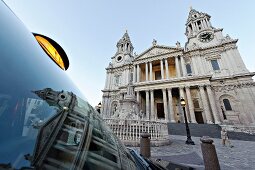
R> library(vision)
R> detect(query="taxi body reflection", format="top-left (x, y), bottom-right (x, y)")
top-left (0, 1), bottom-right (165, 169)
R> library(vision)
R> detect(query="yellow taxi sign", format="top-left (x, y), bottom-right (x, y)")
top-left (33, 33), bottom-right (69, 70)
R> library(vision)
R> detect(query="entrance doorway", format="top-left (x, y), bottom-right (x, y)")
top-left (157, 103), bottom-right (165, 119)
top-left (195, 112), bottom-right (204, 124)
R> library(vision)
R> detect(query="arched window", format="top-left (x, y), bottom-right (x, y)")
top-left (223, 99), bottom-right (232, 111)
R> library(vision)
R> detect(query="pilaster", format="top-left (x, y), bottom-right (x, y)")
top-left (186, 86), bottom-right (197, 123)
top-left (206, 85), bottom-right (221, 124)
top-left (199, 85), bottom-right (213, 124)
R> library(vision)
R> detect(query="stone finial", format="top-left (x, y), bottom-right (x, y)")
top-left (226, 34), bottom-right (231, 40)
top-left (152, 39), bottom-right (157, 46)
top-left (176, 41), bottom-right (181, 48)
top-left (190, 6), bottom-right (193, 11)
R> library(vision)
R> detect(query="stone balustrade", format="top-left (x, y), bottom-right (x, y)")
top-left (104, 118), bottom-right (169, 146)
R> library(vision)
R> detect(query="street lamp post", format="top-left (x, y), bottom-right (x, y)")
top-left (180, 98), bottom-right (195, 145)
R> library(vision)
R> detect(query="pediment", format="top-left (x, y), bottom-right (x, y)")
top-left (135, 45), bottom-right (179, 61)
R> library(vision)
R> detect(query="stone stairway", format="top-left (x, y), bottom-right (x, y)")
top-left (168, 123), bottom-right (222, 138)
top-left (168, 123), bottom-right (255, 141)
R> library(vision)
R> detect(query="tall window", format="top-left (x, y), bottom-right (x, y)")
top-left (155, 71), bottom-right (161, 80)
top-left (223, 99), bottom-right (232, 111)
top-left (186, 64), bottom-right (192, 75)
top-left (115, 75), bottom-right (121, 86)
top-left (130, 72), bottom-right (133, 82)
top-left (211, 60), bottom-right (220, 70)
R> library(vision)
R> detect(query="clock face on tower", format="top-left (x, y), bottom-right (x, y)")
top-left (116, 55), bottom-right (123, 62)
top-left (198, 32), bottom-right (214, 42)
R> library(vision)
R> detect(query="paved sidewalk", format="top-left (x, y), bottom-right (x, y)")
top-left (132, 135), bottom-right (255, 170)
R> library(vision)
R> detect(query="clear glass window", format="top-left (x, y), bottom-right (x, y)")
top-left (186, 64), bottom-right (192, 75)
top-left (211, 60), bottom-right (220, 70)
top-left (223, 99), bottom-right (232, 110)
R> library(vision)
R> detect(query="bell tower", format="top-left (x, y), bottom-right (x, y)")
top-left (116, 30), bottom-right (134, 55)
top-left (110, 31), bottom-right (134, 67)
top-left (185, 7), bottom-right (213, 38)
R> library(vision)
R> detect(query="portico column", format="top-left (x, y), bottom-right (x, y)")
top-left (167, 88), bottom-right (175, 122)
top-left (149, 62), bottom-right (153, 81)
top-left (175, 56), bottom-right (181, 78)
top-left (185, 86), bottom-right (197, 123)
top-left (162, 89), bottom-right (169, 121)
top-left (206, 85), bottom-right (221, 124)
top-left (133, 65), bottom-right (136, 83)
top-left (145, 62), bottom-right (148, 81)
top-left (160, 59), bottom-right (164, 79)
top-left (137, 64), bottom-right (140, 82)
top-left (146, 90), bottom-right (150, 120)
top-left (150, 90), bottom-right (154, 120)
top-left (136, 91), bottom-right (140, 111)
top-left (179, 86), bottom-right (190, 122)
top-left (165, 59), bottom-right (169, 79)
top-left (180, 56), bottom-right (186, 77)
top-left (199, 85), bottom-right (213, 124)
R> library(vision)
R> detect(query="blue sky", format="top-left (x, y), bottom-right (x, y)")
top-left (3, 0), bottom-right (255, 106)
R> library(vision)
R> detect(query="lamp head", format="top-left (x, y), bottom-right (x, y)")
top-left (180, 98), bottom-right (186, 107)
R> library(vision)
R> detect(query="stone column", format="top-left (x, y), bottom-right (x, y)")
top-left (180, 56), bottom-right (186, 77)
top-left (137, 91), bottom-right (140, 103)
top-left (185, 86), bottom-right (197, 123)
top-left (165, 58), bottom-right (169, 79)
top-left (199, 85), bottom-right (213, 124)
top-left (179, 86), bottom-right (190, 122)
top-left (160, 59), bottom-right (164, 79)
top-left (150, 90), bottom-right (155, 120)
top-left (149, 62), bottom-right (153, 81)
top-left (145, 62), bottom-right (148, 81)
top-left (136, 91), bottom-right (140, 111)
top-left (133, 65), bottom-right (136, 83)
top-left (167, 88), bottom-right (175, 122)
top-left (175, 56), bottom-right (181, 78)
top-left (137, 64), bottom-right (140, 82)
top-left (202, 19), bottom-right (206, 29)
top-left (146, 90), bottom-right (150, 120)
top-left (162, 89), bottom-right (169, 121)
top-left (206, 85), bottom-right (221, 124)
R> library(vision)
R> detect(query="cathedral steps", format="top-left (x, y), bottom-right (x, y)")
top-left (168, 123), bottom-right (255, 141)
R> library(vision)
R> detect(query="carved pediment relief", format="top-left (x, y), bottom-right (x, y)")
top-left (135, 46), bottom-right (179, 61)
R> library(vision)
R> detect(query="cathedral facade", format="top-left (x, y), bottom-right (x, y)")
top-left (101, 8), bottom-right (255, 125)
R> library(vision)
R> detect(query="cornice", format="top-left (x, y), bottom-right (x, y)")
top-left (184, 39), bottom-right (238, 57)
top-left (210, 72), bottom-right (255, 81)
top-left (135, 45), bottom-right (182, 59)
top-left (213, 82), bottom-right (255, 93)
top-left (133, 50), bottom-right (184, 65)
top-left (106, 63), bottom-right (133, 72)
top-left (134, 74), bottom-right (212, 88)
